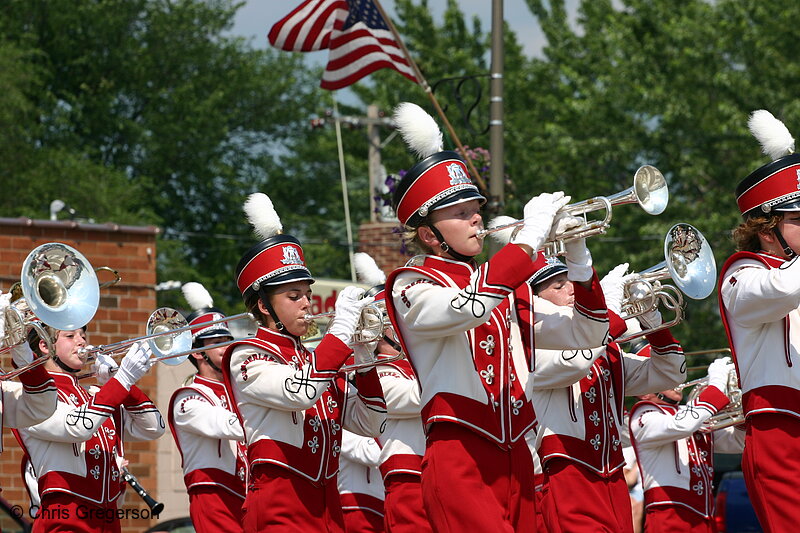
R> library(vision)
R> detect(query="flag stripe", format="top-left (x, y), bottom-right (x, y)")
top-left (268, 0), bottom-right (347, 51)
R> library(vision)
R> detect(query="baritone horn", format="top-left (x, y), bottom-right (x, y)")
top-left (673, 367), bottom-right (743, 433)
top-left (477, 165), bottom-right (669, 257)
top-left (304, 299), bottom-right (404, 371)
top-left (616, 223), bottom-right (717, 343)
top-left (1, 243), bottom-right (108, 380)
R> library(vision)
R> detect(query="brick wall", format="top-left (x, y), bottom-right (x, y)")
top-left (0, 217), bottom-right (161, 532)
top-left (357, 222), bottom-right (409, 275)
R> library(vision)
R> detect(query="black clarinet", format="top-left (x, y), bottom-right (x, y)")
top-left (122, 467), bottom-right (165, 515)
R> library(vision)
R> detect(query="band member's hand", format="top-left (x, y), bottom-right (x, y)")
top-left (115, 341), bottom-right (155, 390)
top-left (10, 342), bottom-right (35, 368)
top-left (599, 263), bottom-right (630, 314)
top-left (512, 192), bottom-right (571, 253)
top-left (352, 340), bottom-right (379, 373)
top-left (638, 307), bottom-right (663, 330)
top-left (92, 352), bottom-right (119, 386)
top-left (707, 356), bottom-right (733, 394)
top-left (328, 286), bottom-right (373, 344)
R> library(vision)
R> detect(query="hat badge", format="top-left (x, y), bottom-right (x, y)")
top-left (280, 245), bottom-right (303, 266)
top-left (447, 163), bottom-right (470, 185)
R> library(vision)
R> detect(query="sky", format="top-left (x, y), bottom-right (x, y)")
top-left (229, 0), bottom-right (581, 58)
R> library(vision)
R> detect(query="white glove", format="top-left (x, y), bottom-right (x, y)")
top-left (114, 342), bottom-right (155, 390)
top-left (327, 286), bottom-right (374, 345)
top-left (91, 352), bottom-right (119, 386)
top-left (599, 263), bottom-right (630, 315)
top-left (352, 340), bottom-right (379, 374)
top-left (550, 210), bottom-right (593, 281)
top-left (511, 192), bottom-right (571, 252)
top-left (707, 356), bottom-right (734, 394)
top-left (639, 307), bottom-right (663, 330)
top-left (11, 342), bottom-right (35, 369)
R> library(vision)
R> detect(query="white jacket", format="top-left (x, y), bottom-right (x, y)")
top-left (168, 375), bottom-right (247, 498)
top-left (629, 386), bottom-right (744, 518)
top-left (223, 327), bottom-right (386, 483)
top-left (16, 372), bottom-right (164, 506)
top-left (0, 363), bottom-right (56, 445)
top-left (720, 251), bottom-right (800, 418)
top-left (338, 429), bottom-right (384, 517)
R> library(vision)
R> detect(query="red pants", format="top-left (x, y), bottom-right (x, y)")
top-left (383, 473), bottom-right (433, 533)
top-left (242, 464), bottom-right (344, 532)
top-left (189, 486), bottom-right (244, 533)
top-left (644, 505), bottom-right (715, 533)
top-left (533, 488), bottom-right (546, 533)
top-left (420, 423), bottom-right (535, 533)
top-left (541, 458), bottom-right (633, 533)
top-left (742, 413), bottom-right (800, 533)
top-left (33, 493), bottom-right (121, 533)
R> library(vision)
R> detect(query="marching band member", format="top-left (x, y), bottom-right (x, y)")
top-left (719, 109), bottom-right (800, 532)
top-left (14, 325), bottom-right (164, 533)
top-left (222, 193), bottom-right (386, 532)
top-left (0, 292), bottom-right (57, 439)
top-left (629, 357), bottom-right (744, 533)
top-left (385, 103), bottom-right (611, 532)
top-left (353, 253), bottom-right (432, 532)
top-left (168, 282), bottom-right (246, 533)
top-left (338, 428), bottom-right (385, 533)
top-left (530, 258), bottom-right (685, 533)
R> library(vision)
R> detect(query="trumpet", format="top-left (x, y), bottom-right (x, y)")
top-left (673, 367), bottom-right (743, 433)
top-left (1, 243), bottom-right (112, 380)
top-left (304, 300), bottom-right (404, 371)
top-left (616, 223), bottom-right (717, 343)
top-left (477, 165), bottom-right (668, 256)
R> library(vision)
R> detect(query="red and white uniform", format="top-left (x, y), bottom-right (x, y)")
top-left (15, 371), bottom-right (164, 533)
top-left (385, 245), bottom-right (610, 533)
top-left (222, 327), bottom-right (386, 533)
top-left (338, 429), bottom-right (384, 533)
top-left (375, 358), bottom-right (431, 532)
top-left (532, 307), bottom-right (685, 533)
top-left (629, 386), bottom-right (744, 532)
top-left (719, 251), bottom-right (800, 531)
top-left (169, 375), bottom-right (247, 533)
top-left (0, 363), bottom-right (56, 439)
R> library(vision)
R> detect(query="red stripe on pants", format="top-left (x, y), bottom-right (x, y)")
top-left (32, 493), bottom-right (121, 533)
top-left (742, 413), bottom-right (800, 533)
top-left (541, 458), bottom-right (633, 533)
top-left (242, 464), bottom-right (344, 532)
top-left (343, 508), bottom-right (385, 533)
top-left (420, 423), bottom-right (535, 533)
top-left (644, 505), bottom-right (715, 533)
top-left (189, 486), bottom-right (244, 533)
top-left (383, 473), bottom-right (433, 533)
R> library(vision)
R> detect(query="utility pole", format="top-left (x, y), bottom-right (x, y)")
top-left (488, 0), bottom-right (505, 255)
top-left (367, 105), bottom-right (382, 222)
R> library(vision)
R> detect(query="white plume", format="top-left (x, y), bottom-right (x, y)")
top-left (354, 252), bottom-right (386, 286)
top-left (244, 192), bottom-right (282, 240)
top-left (393, 102), bottom-right (443, 159)
top-left (182, 282), bottom-right (214, 311)
top-left (486, 216), bottom-right (518, 246)
top-left (748, 109), bottom-right (795, 160)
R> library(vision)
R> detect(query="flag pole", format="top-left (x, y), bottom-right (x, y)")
top-left (332, 96), bottom-right (357, 282)
top-left (372, 0), bottom-right (489, 197)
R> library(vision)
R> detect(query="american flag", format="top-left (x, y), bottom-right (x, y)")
top-left (269, 0), bottom-right (418, 90)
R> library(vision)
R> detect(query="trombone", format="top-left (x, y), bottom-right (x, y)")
top-left (477, 165), bottom-right (668, 256)
top-left (616, 223), bottom-right (717, 343)
top-left (1, 243), bottom-right (108, 380)
top-left (78, 308), bottom-right (254, 367)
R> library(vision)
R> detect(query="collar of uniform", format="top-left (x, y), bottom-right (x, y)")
top-left (49, 370), bottom-right (81, 388)
top-left (254, 326), bottom-right (305, 353)
top-left (421, 254), bottom-right (476, 277)
top-left (193, 374), bottom-right (224, 392)
top-left (756, 250), bottom-right (791, 265)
